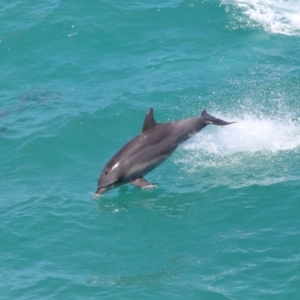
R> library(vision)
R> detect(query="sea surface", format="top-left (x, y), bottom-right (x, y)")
top-left (1, 0), bottom-right (300, 299)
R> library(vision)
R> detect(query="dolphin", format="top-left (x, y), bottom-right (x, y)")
top-left (94, 108), bottom-right (234, 197)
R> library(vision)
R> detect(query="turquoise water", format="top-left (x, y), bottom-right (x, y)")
top-left (1, 0), bottom-right (300, 298)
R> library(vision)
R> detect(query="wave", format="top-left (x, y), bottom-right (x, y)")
top-left (222, 0), bottom-right (300, 36)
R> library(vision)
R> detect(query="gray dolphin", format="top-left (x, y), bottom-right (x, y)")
top-left (95, 108), bottom-right (234, 197)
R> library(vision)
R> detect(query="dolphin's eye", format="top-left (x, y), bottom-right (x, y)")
top-left (104, 171), bottom-right (108, 175)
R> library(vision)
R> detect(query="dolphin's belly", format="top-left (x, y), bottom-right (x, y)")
top-left (123, 143), bottom-right (174, 180)
top-left (110, 128), bottom-right (184, 182)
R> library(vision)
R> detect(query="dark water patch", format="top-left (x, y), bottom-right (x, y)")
top-left (19, 89), bottom-right (61, 103)
top-left (0, 110), bottom-right (9, 117)
top-left (0, 126), bottom-right (7, 134)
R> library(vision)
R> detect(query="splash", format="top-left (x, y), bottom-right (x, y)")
top-left (222, 0), bottom-right (300, 36)
top-left (175, 111), bottom-right (300, 187)
top-left (183, 113), bottom-right (300, 155)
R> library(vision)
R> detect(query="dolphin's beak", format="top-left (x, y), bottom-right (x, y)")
top-left (93, 187), bottom-right (107, 198)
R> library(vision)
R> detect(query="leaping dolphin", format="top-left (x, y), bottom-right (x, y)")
top-left (95, 108), bottom-right (234, 197)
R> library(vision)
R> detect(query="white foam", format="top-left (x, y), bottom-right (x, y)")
top-left (223, 0), bottom-right (300, 36)
top-left (183, 114), bottom-right (300, 155)
top-left (175, 113), bottom-right (300, 186)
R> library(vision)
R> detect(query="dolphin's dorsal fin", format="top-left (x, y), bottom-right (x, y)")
top-left (141, 108), bottom-right (157, 132)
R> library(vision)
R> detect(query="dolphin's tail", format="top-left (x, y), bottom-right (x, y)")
top-left (201, 109), bottom-right (235, 125)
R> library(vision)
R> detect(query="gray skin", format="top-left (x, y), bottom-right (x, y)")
top-left (95, 108), bottom-right (234, 197)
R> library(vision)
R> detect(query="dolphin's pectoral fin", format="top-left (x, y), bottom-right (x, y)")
top-left (131, 177), bottom-right (156, 189)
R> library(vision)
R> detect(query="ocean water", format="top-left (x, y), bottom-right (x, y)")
top-left (1, 0), bottom-right (300, 299)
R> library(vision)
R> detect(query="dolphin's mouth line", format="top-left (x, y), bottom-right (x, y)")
top-left (94, 185), bottom-right (112, 198)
